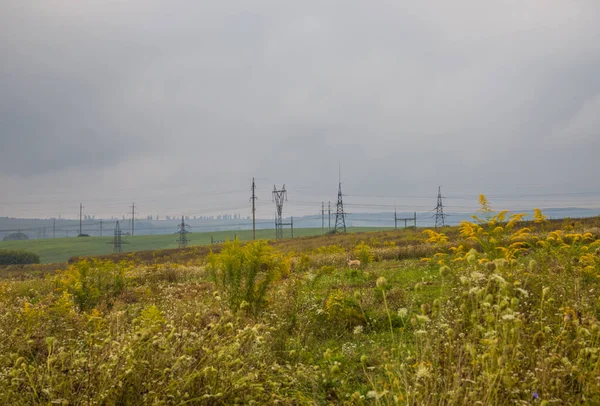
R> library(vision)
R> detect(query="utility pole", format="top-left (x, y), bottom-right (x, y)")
top-left (394, 208), bottom-right (398, 230)
top-left (291, 217), bottom-right (294, 238)
top-left (100, 219), bottom-right (103, 237)
top-left (130, 202), bottom-right (136, 236)
top-left (250, 178), bottom-right (257, 240)
top-left (328, 201), bottom-right (331, 231)
top-left (79, 203), bottom-right (83, 236)
top-left (113, 220), bottom-right (122, 253)
top-left (434, 186), bottom-right (446, 229)
top-left (334, 166), bottom-right (346, 234)
top-left (52, 218), bottom-right (56, 238)
top-left (321, 202), bottom-right (325, 234)
top-left (176, 215), bottom-right (191, 248)
top-left (272, 185), bottom-right (287, 239)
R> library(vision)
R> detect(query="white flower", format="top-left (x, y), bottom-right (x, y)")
top-left (416, 315), bottom-right (431, 323)
top-left (492, 274), bottom-right (507, 284)
top-left (502, 314), bottom-right (515, 321)
top-left (397, 308), bottom-right (408, 317)
top-left (366, 391), bottom-right (378, 399)
top-left (415, 365), bottom-right (431, 380)
top-left (353, 325), bottom-right (364, 335)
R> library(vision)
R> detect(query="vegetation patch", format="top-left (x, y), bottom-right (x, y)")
top-left (0, 249), bottom-right (40, 265)
top-left (1, 197), bottom-right (600, 404)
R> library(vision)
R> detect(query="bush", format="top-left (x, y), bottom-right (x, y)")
top-left (0, 249), bottom-right (40, 265)
top-left (207, 240), bottom-right (288, 313)
top-left (56, 259), bottom-right (128, 311)
top-left (353, 241), bottom-right (374, 265)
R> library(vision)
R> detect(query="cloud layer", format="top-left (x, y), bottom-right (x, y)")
top-left (1, 1), bottom-right (599, 218)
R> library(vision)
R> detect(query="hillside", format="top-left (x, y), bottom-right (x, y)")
top-left (1, 206), bottom-right (600, 404)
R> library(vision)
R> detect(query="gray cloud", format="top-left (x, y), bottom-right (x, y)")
top-left (1, 0), bottom-right (600, 217)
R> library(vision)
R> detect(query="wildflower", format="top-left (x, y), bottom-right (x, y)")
top-left (376, 276), bottom-right (387, 289)
top-left (439, 265), bottom-right (451, 277)
top-left (415, 364), bottom-right (431, 380)
top-left (397, 308), bottom-right (408, 317)
top-left (366, 391), bottom-right (378, 399)
top-left (502, 314), bottom-right (515, 321)
top-left (491, 274), bottom-right (506, 285)
top-left (416, 314), bottom-right (431, 324)
top-left (353, 325), bottom-right (364, 335)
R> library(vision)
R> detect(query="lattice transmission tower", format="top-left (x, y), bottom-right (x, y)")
top-left (434, 186), bottom-right (446, 229)
top-left (272, 185), bottom-right (287, 239)
top-left (334, 180), bottom-right (346, 234)
top-left (176, 216), bottom-right (191, 248)
top-left (113, 220), bottom-right (123, 253)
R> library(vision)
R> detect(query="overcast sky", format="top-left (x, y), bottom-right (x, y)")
top-left (1, 0), bottom-right (600, 219)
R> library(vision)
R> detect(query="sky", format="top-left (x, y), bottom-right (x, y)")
top-left (1, 0), bottom-right (600, 220)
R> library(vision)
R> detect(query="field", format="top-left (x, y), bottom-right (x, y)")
top-left (1, 201), bottom-right (600, 404)
top-left (0, 227), bottom-right (388, 264)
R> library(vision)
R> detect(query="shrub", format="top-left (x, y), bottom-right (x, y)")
top-left (0, 249), bottom-right (40, 265)
top-left (353, 241), bottom-right (374, 265)
top-left (56, 259), bottom-right (128, 311)
top-left (207, 240), bottom-right (287, 313)
top-left (323, 289), bottom-right (366, 330)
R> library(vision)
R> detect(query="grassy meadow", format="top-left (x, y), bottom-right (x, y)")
top-left (0, 227), bottom-right (388, 264)
top-left (1, 199), bottom-right (600, 404)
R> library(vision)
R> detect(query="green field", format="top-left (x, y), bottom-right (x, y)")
top-left (0, 227), bottom-right (389, 263)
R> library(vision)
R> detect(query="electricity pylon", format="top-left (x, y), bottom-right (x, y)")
top-left (176, 216), bottom-right (191, 248)
top-left (334, 181), bottom-right (346, 233)
top-left (113, 220), bottom-right (122, 253)
top-left (272, 185), bottom-right (287, 239)
top-left (434, 186), bottom-right (446, 229)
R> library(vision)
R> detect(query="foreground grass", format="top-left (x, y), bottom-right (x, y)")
top-left (1, 203), bottom-right (600, 404)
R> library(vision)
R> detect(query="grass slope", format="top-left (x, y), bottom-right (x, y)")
top-left (2, 210), bottom-right (600, 404)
